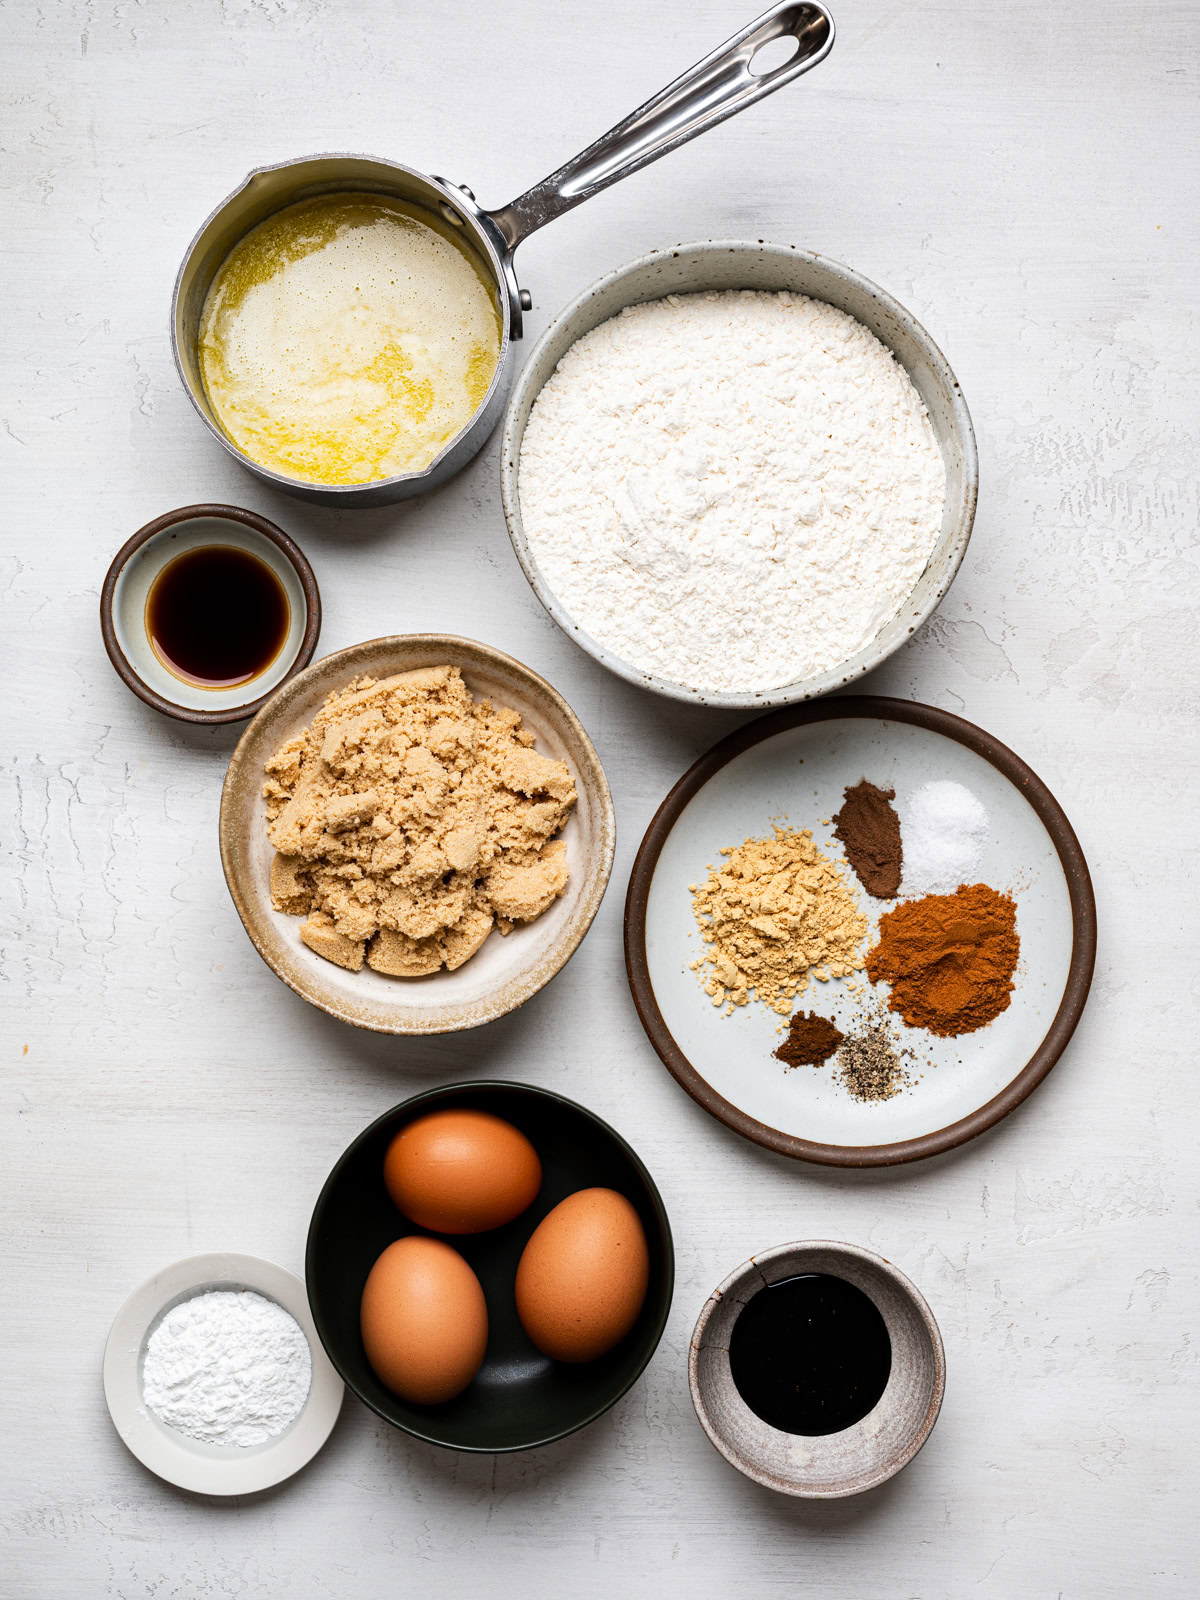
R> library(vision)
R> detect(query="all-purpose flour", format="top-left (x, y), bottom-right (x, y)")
top-left (141, 1289), bottom-right (312, 1448)
top-left (519, 290), bottom-right (947, 694)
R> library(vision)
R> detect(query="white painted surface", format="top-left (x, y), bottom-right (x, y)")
top-left (3, 1), bottom-right (1196, 1594)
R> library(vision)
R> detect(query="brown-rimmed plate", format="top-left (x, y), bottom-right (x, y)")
top-left (221, 635), bottom-right (615, 1035)
top-left (624, 697), bottom-right (1095, 1166)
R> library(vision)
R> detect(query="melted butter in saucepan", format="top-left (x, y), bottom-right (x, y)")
top-left (198, 194), bottom-right (501, 486)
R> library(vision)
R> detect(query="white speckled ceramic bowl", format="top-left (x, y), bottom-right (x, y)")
top-left (690, 1241), bottom-right (945, 1498)
top-left (501, 241), bottom-right (978, 708)
top-left (100, 503), bottom-right (321, 724)
top-left (219, 635), bottom-right (615, 1035)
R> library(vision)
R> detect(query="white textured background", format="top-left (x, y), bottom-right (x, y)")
top-left (4, 2), bottom-right (1197, 1595)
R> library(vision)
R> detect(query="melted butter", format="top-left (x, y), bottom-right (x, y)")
top-left (197, 195), bottom-right (502, 485)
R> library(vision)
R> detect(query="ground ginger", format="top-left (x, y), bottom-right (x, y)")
top-left (690, 827), bottom-right (867, 1016)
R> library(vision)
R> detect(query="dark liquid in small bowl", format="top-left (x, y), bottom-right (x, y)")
top-left (729, 1273), bottom-right (892, 1436)
top-left (147, 545), bottom-right (290, 688)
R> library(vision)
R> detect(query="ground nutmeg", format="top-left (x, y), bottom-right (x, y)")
top-left (866, 883), bottom-right (1019, 1036)
top-left (774, 1011), bottom-right (844, 1069)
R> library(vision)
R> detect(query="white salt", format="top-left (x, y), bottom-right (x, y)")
top-left (899, 780), bottom-right (989, 897)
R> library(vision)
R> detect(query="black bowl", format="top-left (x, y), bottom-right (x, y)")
top-left (306, 1080), bottom-right (674, 1452)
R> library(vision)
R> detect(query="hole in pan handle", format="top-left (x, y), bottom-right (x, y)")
top-left (483, 2), bottom-right (835, 254)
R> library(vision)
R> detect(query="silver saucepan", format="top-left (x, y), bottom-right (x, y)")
top-left (172, 2), bottom-right (834, 508)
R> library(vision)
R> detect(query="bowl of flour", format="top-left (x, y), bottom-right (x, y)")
top-left (501, 243), bottom-right (977, 706)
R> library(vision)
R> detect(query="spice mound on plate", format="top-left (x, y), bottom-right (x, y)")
top-left (263, 666), bottom-right (575, 976)
top-left (899, 780), bottom-right (989, 896)
top-left (774, 1011), bottom-right (844, 1069)
top-left (836, 1021), bottom-right (910, 1102)
top-left (867, 882), bottom-right (1019, 1036)
top-left (832, 779), bottom-right (902, 898)
top-left (690, 827), bottom-right (867, 1016)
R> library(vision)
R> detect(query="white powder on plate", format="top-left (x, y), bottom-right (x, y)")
top-left (899, 780), bottom-right (989, 896)
top-left (519, 289), bottom-right (946, 694)
top-left (141, 1289), bottom-right (312, 1448)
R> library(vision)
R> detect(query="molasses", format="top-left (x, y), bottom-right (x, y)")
top-left (728, 1272), bottom-right (892, 1436)
top-left (146, 545), bottom-right (289, 689)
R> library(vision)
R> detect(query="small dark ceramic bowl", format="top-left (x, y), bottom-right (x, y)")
top-left (307, 1081), bottom-right (674, 1452)
top-left (100, 503), bottom-right (321, 725)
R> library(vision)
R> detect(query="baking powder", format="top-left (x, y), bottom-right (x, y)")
top-left (519, 290), bottom-right (946, 694)
top-left (141, 1289), bottom-right (312, 1448)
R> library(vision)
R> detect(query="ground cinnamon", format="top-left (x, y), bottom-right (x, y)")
top-left (774, 1011), bottom-right (844, 1068)
top-left (866, 883), bottom-right (1019, 1036)
top-left (833, 780), bottom-right (902, 898)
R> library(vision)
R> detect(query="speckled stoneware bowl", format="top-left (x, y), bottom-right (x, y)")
top-left (501, 241), bottom-right (978, 708)
top-left (690, 1241), bottom-right (945, 1498)
top-left (219, 635), bottom-right (615, 1035)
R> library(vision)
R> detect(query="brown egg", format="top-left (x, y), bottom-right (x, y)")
top-left (515, 1187), bottom-right (650, 1363)
top-left (383, 1109), bottom-right (541, 1234)
top-left (360, 1236), bottom-right (488, 1404)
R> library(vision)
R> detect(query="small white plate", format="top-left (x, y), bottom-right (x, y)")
top-left (103, 1253), bottom-right (343, 1495)
top-left (625, 698), bottom-right (1095, 1166)
top-left (501, 242), bottom-right (977, 709)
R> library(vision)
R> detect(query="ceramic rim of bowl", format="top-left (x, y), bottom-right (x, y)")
top-left (102, 1251), bottom-right (344, 1495)
top-left (500, 239), bottom-right (979, 708)
top-left (100, 503), bottom-right (322, 725)
top-left (624, 694), bottom-right (1097, 1166)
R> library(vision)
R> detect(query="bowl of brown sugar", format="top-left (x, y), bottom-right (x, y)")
top-left (220, 636), bottom-right (615, 1034)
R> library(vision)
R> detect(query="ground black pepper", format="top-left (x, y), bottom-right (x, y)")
top-left (836, 1023), bottom-right (909, 1102)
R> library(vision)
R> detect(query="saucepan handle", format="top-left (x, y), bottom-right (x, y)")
top-left (484, 2), bottom-right (834, 253)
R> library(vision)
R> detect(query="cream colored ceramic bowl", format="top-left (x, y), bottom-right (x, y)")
top-left (219, 635), bottom-right (615, 1034)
